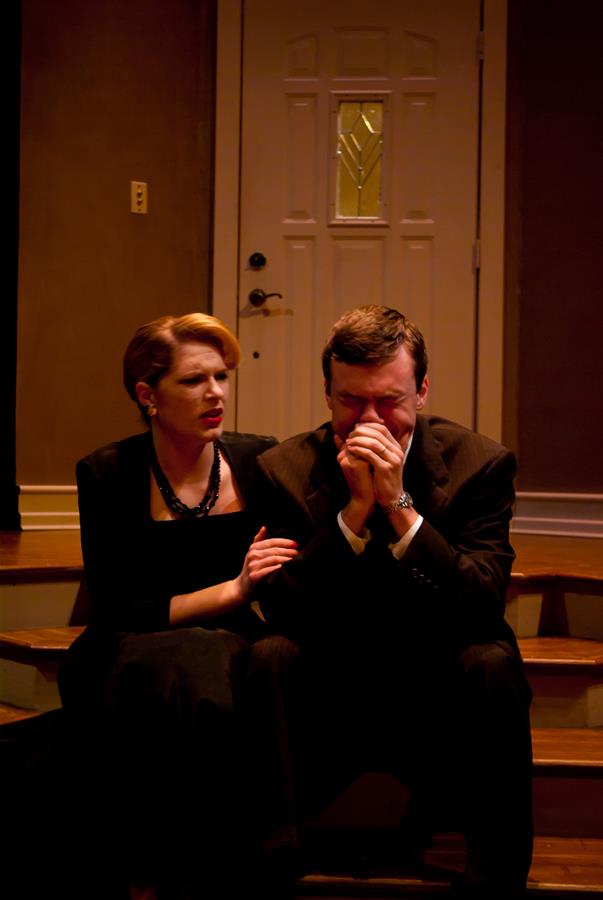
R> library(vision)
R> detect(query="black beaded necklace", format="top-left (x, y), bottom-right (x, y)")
top-left (150, 441), bottom-right (221, 519)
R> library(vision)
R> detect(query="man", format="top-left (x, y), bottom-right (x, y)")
top-left (249, 306), bottom-right (533, 899)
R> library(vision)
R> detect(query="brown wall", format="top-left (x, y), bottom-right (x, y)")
top-left (505, 0), bottom-right (603, 492)
top-left (17, 0), bottom-right (215, 484)
top-left (17, 0), bottom-right (602, 494)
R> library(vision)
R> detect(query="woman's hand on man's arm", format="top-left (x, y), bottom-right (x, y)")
top-left (169, 527), bottom-right (298, 627)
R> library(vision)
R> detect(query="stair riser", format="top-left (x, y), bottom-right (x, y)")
top-left (0, 659), bottom-right (61, 711)
top-left (528, 673), bottom-right (603, 728)
top-left (0, 581), bottom-right (79, 630)
top-left (534, 777), bottom-right (603, 837)
top-left (506, 588), bottom-right (603, 642)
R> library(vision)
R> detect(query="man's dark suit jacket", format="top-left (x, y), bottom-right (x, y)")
top-left (253, 414), bottom-right (519, 655)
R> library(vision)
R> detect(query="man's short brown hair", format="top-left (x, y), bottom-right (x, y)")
top-left (322, 305), bottom-right (428, 392)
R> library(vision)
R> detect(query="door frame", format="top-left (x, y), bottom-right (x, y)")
top-left (212, 0), bottom-right (507, 441)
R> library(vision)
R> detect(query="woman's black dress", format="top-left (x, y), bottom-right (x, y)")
top-left (57, 430), bottom-right (276, 896)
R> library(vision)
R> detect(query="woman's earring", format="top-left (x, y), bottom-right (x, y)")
top-left (146, 403), bottom-right (157, 418)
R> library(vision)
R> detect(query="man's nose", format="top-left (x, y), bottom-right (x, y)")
top-left (358, 401), bottom-right (381, 422)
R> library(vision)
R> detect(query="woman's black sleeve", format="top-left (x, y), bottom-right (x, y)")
top-left (77, 458), bottom-right (172, 633)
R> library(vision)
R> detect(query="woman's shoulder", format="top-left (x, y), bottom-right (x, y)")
top-left (77, 432), bottom-right (151, 480)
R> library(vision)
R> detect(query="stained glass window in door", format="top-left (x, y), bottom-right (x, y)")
top-left (336, 100), bottom-right (383, 218)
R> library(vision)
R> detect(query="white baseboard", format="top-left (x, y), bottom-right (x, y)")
top-left (512, 492), bottom-right (603, 538)
top-left (17, 486), bottom-right (603, 538)
top-left (18, 485), bottom-right (79, 531)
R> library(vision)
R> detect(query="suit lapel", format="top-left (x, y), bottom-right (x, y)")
top-left (304, 424), bottom-right (348, 526)
top-left (404, 416), bottom-right (450, 521)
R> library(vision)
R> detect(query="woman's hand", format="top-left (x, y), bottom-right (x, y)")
top-left (170, 528), bottom-right (297, 624)
top-left (233, 526), bottom-right (298, 601)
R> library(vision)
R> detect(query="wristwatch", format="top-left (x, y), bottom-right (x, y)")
top-left (382, 491), bottom-right (414, 514)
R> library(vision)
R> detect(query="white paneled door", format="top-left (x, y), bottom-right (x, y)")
top-left (219, 0), bottom-right (482, 439)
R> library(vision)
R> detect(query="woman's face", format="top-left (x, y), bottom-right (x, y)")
top-left (138, 341), bottom-right (230, 446)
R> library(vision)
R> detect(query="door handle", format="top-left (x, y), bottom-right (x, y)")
top-left (248, 289), bottom-right (283, 308)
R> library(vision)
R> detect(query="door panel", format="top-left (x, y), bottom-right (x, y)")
top-left (236, 0), bottom-right (480, 439)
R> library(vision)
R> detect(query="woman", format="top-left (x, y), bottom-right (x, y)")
top-left (59, 313), bottom-right (297, 900)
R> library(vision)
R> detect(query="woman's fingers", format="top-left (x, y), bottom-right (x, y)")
top-left (240, 531), bottom-right (299, 591)
top-left (247, 544), bottom-right (299, 583)
top-left (252, 563), bottom-right (288, 579)
top-left (249, 548), bottom-right (298, 568)
top-left (252, 536), bottom-right (298, 551)
top-left (252, 528), bottom-right (298, 549)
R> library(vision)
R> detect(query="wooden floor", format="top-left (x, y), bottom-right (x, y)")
top-left (1, 530), bottom-right (602, 583)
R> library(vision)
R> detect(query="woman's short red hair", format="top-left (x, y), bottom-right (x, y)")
top-left (123, 312), bottom-right (240, 419)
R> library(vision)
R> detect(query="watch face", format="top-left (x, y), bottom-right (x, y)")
top-left (382, 491), bottom-right (413, 514)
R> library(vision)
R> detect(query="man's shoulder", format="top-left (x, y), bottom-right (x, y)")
top-left (422, 415), bottom-right (510, 456)
top-left (258, 424), bottom-right (330, 473)
top-left (219, 432), bottom-right (279, 484)
top-left (418, 414), bottom-right (515, 481)
top-left (220, 430), bottom-right (278, 455)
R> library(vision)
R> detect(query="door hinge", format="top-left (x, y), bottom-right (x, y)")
top-left (472, 239), bottom-right (481, 272)
top-left (477, 30), bottom-right (485, 62)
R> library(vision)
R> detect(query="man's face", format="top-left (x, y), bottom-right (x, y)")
top-left (326, 345), bottom-right (429, 445)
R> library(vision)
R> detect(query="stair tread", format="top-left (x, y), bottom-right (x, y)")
top-left (1, 711), bottom-right (600, 772)
top-left (0, 625), bottom-right (84, 651)
top-left (519, 636), bottom-right (603, 669)
top-left (299, 835), bottom-right (603, 895)
top-left (2, 530), bottom-right (602, 583)
top-left (532, 727), bottom-right (603, 768)
top-left (511, 533), bottom-right (603, 585)
top-left (0, 530), bottom-right (82, 579)
top-left (1, 628), bottom-right (601, 667)
top-left (0, 702), bottom-right (41, 726)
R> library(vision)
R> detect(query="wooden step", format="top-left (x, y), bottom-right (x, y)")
top-left (519, 636), bottom-right (603, 728)
top-left (532, 729), bottom-right (603, 839)
top-left (520, 637), bottom-right (603, 675)
top-left (0, 702), bottom-right (40, 726)
top-left (0, 629), bottom-right (600, 667)
top-left (2, 531), bottom-right (601, 585)
top-left (511, 534), bottom-right (603, 586)
top-left (296, 835), bottom-right (603, 898)
top-left (507, 534), bottom-right (603, 642)
top-left (532, 727), bottom-right (603, 775)
top-left (1, 630), bottom-right (600, 713)
top-left (0, 627), bottom-right (602, 732)
top-left (0, 625), bottom-right (84, 664)
top-left (0, 626), bottom-right (84, 712)
top-left (0, 529), bottom-right (83, 580)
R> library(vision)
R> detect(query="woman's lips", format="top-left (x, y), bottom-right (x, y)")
top-left (201, 408), bottom-right (223, 425)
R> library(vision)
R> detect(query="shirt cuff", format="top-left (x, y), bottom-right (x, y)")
top-left (337, 510), bottom-right (371, 556)
top-left (389, 515), bottom-right (424, 559)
